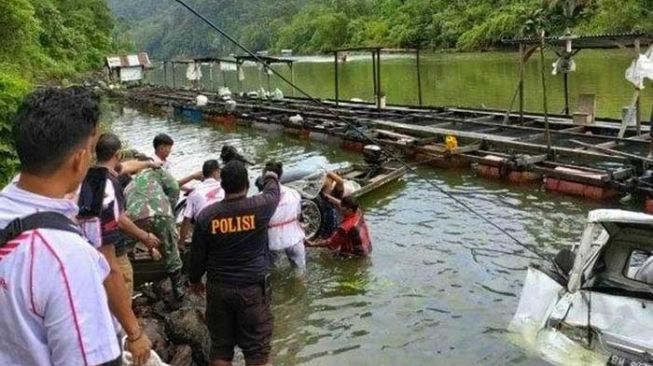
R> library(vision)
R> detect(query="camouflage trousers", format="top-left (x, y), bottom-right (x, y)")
top-left (128, 215), bottom-right (183, 274)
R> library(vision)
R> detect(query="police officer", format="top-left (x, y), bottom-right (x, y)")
top-left (190, 161), bottom-right (280, 366)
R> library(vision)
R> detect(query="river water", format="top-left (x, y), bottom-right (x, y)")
top-left (107, 104), bottom-right (626, 365)
top-left (149, 50), bottom-right (653, 119)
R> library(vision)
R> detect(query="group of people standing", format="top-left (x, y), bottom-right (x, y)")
top-left (0, 87), bottom-right (372, 366)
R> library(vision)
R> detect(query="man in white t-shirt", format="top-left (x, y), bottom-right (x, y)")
top-left (178, 160), bottom-right (225, 249)
top-left (153, 133), bottom-right (174, 171)
top-left (0, 87), bottom-right (120, 365)
top-left (264, 162), bottom-right (306, 272)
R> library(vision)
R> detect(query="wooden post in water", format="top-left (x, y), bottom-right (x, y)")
top-left (209, 62), bottom-right (214, 91)
top-left (290, 63), bottom-right (295, 97)
top-left (237, 63), bottom-right (243, 93)
top-left (539, 31), bottom-right (552, 155)
top-left (649, 106), bottom-right (653, 158)
top-left (563, 72), bottom-right (570, 115)
top-left (372, 51), bottom-right (377, 98)
top-left (266, 63), bottom-right (272, 92)
top-left (376, 48), bottom-right (382, 111)
top-left (416, 48), bottom-right (423, 106)
top-left (334, 51), bottom-right (339, 106)
top-left (172, 62), bottom-right (177, 89)
top-left (635, 38), bottom-right (642, 135)
top-left (519, 43), bottom-right (525, 124)
top-left (163, 61), bottom-right (168, 88)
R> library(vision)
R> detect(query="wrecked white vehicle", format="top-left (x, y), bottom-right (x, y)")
top-left (511, 209), bottom-right (653, 366)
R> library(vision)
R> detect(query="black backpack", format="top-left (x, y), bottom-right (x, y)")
top-left (78, 167), bottom-right (108, 219)
top-left (0, 212), bottom-right (81, 249)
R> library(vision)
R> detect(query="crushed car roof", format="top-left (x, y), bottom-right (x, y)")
top-left (588, 209), bottom-right (653, 226)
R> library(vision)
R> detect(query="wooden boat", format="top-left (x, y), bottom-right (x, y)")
top-left (339, 161), bottom-right (407, 198)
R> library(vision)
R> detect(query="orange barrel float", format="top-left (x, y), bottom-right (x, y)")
top-left (644, 198), bottom-right (653, 214)
top-left (308, 131), bottom-right (330, 144)
top-left (208, 113), bottom-right (237, 125)
top-left (283, 126), bottom-right (310, 139)
top-left (252, 121), bottom-right (283, 133)
top-left (414, 152), bottom-right (469, 169)
top-left (543, 167), bottom-right (617, 200)
top-left (341, 139), bottom-right (365, 153)
top-left (474, 155), bottom-right (542, 184)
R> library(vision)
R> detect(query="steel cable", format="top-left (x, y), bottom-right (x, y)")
top-left (172, 0), bottom-right (547, 259)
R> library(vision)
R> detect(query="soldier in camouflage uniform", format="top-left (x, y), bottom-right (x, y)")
top-left (124, 168), bottom-right (184, 299)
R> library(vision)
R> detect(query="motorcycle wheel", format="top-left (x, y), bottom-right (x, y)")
top-left (301, 199), bottom-right (322, 240)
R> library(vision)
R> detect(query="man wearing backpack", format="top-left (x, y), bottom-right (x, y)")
top-left (78, 133), bottom-right (160, 365)
top-left (0, 88), bottom-right (120, 365)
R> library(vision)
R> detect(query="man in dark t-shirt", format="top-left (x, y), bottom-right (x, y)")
top-left (78, 133), bottom-right (160, 365)
top-left (190, 161), bottom-right (280, 366)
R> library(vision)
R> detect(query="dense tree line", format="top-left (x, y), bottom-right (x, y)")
top-left (109, 0), bottom-right (653, 58)
top-left (0, 0), bottom-right (124, 183)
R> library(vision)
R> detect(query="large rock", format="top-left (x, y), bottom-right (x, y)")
top-left (169, 345), bottom-right (193, 366)
top-left (165, 306), bottom-right (208, 348)
top-left (141, 318), bottom-right (170, 361)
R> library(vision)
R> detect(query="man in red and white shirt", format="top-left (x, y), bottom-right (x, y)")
top-left (264, 162), bottom-right (306, 272)
top-left (0, 88), bottom-right (119, 365)
top-left (178, 160), bottom-right (225, 249)
top-left (307, 195), bottom-right (372, 258)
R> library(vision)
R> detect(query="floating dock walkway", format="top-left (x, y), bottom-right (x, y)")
top-left (119, 86), bottom-right (653, 209)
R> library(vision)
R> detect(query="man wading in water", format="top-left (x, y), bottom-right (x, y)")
top-left (178, 159), bottom-right (225, 250)
top-left (190, 161), bottom-right (280, 366)
top-left (260, 161), bottom-right (306, 274)
top-left (78, 133), bottom-right (160, 365)
top-left (306, 196), bottom-right (372, 258)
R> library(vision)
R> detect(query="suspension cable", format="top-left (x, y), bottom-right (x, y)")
top-left (172, 0), bottom-right (547, 259)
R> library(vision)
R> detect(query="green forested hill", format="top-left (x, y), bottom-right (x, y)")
top-left (0, 0), bottom-right (123, 182)
top-left (109, 0), bottom-right (653, 58)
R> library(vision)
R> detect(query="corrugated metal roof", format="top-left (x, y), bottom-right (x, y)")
top-left (234, 55), bottom-right (294, 64)
top-left (106, 52), bottom-right (152, 69)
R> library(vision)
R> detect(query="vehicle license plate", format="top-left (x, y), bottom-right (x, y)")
top-left (608, 354), bottom-right (653, 366)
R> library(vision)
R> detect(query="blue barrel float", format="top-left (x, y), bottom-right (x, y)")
top-left (174, 106), bottom-right (203, 123)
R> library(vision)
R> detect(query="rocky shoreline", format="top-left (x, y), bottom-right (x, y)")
top-left (132, 277), bottom-right (245, 366)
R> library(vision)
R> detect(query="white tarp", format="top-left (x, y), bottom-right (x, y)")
top-left (220, 62), bottom-right (237, 72)
top-left (552, 57), bottom-right (576, 75)
top-left (626, 50), bottom-right (653, 89)
top-left (185, 63), bottom-right (202, 81)
top-left (119, 67), bottom-right (143, 82)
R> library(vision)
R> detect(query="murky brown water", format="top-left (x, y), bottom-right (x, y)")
top-left (107, 104), bottom-right (626, 365)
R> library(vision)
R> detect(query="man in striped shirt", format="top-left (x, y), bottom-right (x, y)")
top-left (178, 159), bottom-right (224, 249)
